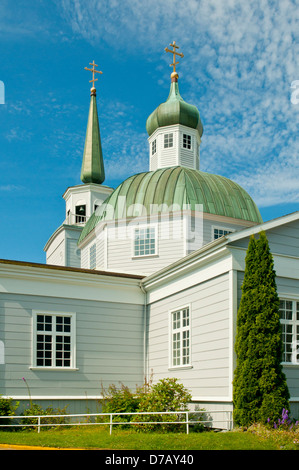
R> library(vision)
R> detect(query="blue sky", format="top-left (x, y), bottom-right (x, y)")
top-left (0, 0), bottom-right (298, 263)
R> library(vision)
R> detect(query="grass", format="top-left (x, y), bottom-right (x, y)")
top-left (1, 424), bottom-right (299, 450)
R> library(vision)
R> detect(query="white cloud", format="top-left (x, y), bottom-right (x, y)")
top-left (56, 0), bottom-right (299, 207)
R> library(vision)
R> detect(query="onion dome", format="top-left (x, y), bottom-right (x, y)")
top-left (146, 80), bottom-right (203, 138)
top-left (78, 166), bottom-right (262, 244)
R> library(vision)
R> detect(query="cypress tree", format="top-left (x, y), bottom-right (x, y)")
top-left (233, 231), bottom-right (289, 426)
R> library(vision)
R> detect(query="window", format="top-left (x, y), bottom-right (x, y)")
top-left (33, 312), bottom-right (75, 368)
top-left (75, 204), bottom-right (86, 224)
top-left (134, 226), bottom-right (156, 257)
top-left (213, 228), bottom-right (232, 239)
top-left (183, 134), bottom-right (192, 149)
top-left (171, 307), bottom-right (190, 367)
top-left (280, 300), bottom-right (299, 364)
top-left (152, 139), bottom-right (157, 155)
top-left (90, 243), bottom-right (96, 269)
top-left (164, 133), bottom-right (173, 148)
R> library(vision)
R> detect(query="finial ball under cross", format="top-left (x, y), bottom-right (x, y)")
top-left (165, 41), bottom-right (184, 81)
top-left (84, 60), bottom-right (103, 95)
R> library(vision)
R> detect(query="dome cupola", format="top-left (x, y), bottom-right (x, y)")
top-left (145, 42), bottom-right (203, 172)
top-left (146, 79), bottom-right (203, 138)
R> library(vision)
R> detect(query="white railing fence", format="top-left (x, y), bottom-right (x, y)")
top-left (0, 410), bottom-right (233, 434)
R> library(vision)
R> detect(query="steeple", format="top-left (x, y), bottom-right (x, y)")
top-left (146, 42), bottom-right (203, 171)
top-left (81, 61), bottom-right (105, 184)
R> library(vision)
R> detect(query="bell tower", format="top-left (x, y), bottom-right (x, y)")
top-left (44, 61), bottom-right (113, 267)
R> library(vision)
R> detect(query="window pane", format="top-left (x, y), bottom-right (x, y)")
top-left (164, 133), bottom-right (173, 148)
top-left (183, 134), bottom-right (191, 149)
top-left (171, 308), bottom-right (190, 367)
top-left (36, 334), bottom-right (52, 367)
top-left (134, 227), bottom-right (156, 256)
top-left (35, 314), bottom-right (72, 368)
top-left (214, 228), bottom-right (231, 240)
top-left (152, 140), bottom-right (156, 155)
top-left (36, 315), bottom-right (52, 332)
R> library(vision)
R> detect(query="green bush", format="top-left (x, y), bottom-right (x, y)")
top-left (100, 383), bottom-right (140, 427)
top-left (135, 378), bottom-right (192, 432)
top-left (0, 396), bottom-right (19, 427)
top-left (100, 377), bottom-right (196, 433)
top-left (21, 403), bottom-right (69, 430)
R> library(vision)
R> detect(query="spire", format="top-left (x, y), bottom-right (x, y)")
top-left (80, 61), bottom-right (105, 185)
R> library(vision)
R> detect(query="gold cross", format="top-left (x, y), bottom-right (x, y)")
top-left (84, 60), bottom-right (103, 88)
top-left (165, 41), bottom-right (184, 75)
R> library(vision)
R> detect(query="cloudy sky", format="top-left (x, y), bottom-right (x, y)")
top-left (0, 0), bottom-right (298, 263)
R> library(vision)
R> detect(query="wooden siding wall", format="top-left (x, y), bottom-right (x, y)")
top-left (46, 233), bottom-right (65, 266)
top-left (0, 292), bottom-right (144, 400)
top-left (66, 238), bottom-right (81, 268)
top-left (81, 219), bottom-right (186, 275)
top-left (231, 219), bottom-right (299, 256)
top-left (146, 273), bottom-right (231, 399)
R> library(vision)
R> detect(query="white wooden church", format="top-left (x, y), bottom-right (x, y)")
top-left (1, 45), bottom-right (299, 427)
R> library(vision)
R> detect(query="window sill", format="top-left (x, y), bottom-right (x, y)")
top-left (30, 367), bottom-right (79, 371)
top-left (168, 365), bottom-right (193, 371)
top-left (132, 254), bottom-right (159, 259)
top-left (282, 363), bottom-right (299, 367)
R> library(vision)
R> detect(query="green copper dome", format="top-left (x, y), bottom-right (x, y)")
top-left (146, 81), bottom-right (203, 137)
top-left (78, 166), bottom-right (262, 244)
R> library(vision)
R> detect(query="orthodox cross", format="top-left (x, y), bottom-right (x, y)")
top-left (165, 41), bottom-right (184, 75)
top-left (84, 60), bottom-right (103, 88)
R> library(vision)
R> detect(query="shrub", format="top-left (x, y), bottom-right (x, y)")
top-left (135, 378), bottom-right (192, 432)
top-left (21, 403), bottom-right (69, 430)
top-left (0, 396), bottom-right (19, 427)
top-left (100, 377), bottom-right (197, 433)
top-left (100, 383), bottom-right (140, 427)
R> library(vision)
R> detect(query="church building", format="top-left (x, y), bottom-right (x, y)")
top-left (1, 44), bottom-right (299, 428)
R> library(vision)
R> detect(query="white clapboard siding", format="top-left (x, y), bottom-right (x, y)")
top-left (231, 219), bottom-right (299, 256)
top-left (0, 291), bottom-right (144, 400)
top-left (146, 273), bottom-right (231, 399)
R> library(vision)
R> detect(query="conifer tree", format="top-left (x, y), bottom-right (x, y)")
top-left (233, 232), bottom-right (289, 426)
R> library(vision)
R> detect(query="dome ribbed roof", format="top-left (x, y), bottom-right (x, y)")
top-left (78, 166), bottom-right (262, 244)
top-left (146, 81), bottom-right (203, 137)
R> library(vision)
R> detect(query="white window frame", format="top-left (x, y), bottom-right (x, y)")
top-left (182, 133), bottom-right (192, 150)
top-left (132, 224), bottom-right (158, 258)
top-left (90, 243), bottom-right (97, 269)
top-left (31, 311), bottom-right (77, 370)
top-left (212, 226), bottom-right (234, 240)
top-left (164, 133), bottom-right (173, 148)
top-left (169, 305), bottom-right (192, 369)
top-left (152, 139), bottom-right (157, 155)
top-left (279, 299), bottom-right (299, 365)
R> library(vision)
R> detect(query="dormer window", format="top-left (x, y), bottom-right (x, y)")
top-left (183, 134), bottom-right (191, 149)
top-left (152, 139), bottom-right (157, 155)
top-left (164, 133), bottom-right (173, 148)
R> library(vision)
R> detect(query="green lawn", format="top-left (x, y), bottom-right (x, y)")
top-left (0, 425), bottom-right (298, 450)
